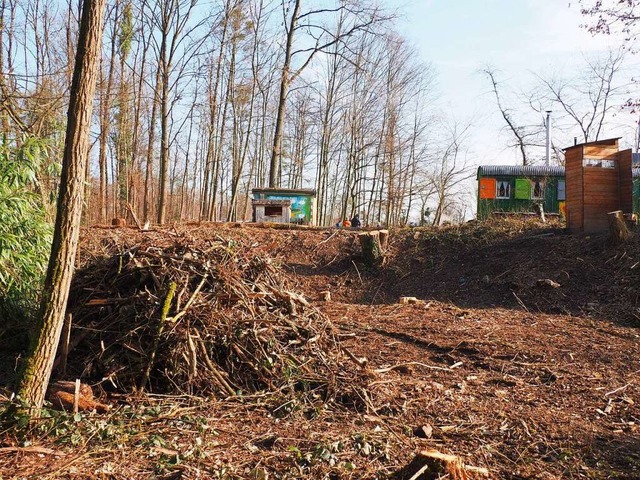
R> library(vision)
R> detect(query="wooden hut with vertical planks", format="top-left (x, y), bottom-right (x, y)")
top-left (564, 138), bottom-right (633, 233)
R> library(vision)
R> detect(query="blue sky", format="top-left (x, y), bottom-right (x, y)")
top-left (386, 0), bottom-right (635, 165)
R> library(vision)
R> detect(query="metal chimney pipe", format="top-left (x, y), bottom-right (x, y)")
top-left (545, 111), bottom-right (552, 166)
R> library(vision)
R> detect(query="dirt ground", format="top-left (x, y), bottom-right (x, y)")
top-left (1, 220), bottom-right (639, 479)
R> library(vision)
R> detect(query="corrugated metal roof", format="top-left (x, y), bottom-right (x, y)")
top-left (479, 165), bottom-right (640, 178)
top-left (252, 188), bottom-right (316, 195)
top-left (477, 165), bottom-right (566, 177)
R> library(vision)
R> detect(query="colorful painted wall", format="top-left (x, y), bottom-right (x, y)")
top-left (478, 165), bottom-right (640, 220)
top-left (477, 166), bottom-right (566, 220)
top-left (252, 189), bottom-right (316, 225)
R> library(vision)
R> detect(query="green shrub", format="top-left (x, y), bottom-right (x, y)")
top-left (0, 136), bottom-right (53, 320)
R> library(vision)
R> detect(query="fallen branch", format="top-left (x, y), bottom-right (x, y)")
top-left (139, 282), bottom-right (177, 392)
top-left (372, 362), bottom-right (451, 374)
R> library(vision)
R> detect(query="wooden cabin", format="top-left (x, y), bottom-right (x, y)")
top-left (251, 188), bottom-right (317, 225)
top-left (564, 138), bottom-right (632, 233)
top-left (252, 199), bottom-right (292, 224)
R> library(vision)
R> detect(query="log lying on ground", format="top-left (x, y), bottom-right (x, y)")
top-left (608, 210), bottom-right (632, 244)
top-left (394, 450), bottom-right (489, 480)
top-left (46, 381), bottom-right (109, 413)
top-left (359, 230), bottom-right (388, 266)
top-left (399, 296), bottom-right (419, 305)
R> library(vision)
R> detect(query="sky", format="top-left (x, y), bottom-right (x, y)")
top-left (386, 0), bottom-right (637, 167)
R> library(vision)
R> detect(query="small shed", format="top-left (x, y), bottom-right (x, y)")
top-left (252, 199), bottom-right (292, 224)
top-left (477, 165), bottom-right (566, 220)
top-left (564, 138), bottom-right (632, 233)
top-left (251, 188), bottom-right (317, 225)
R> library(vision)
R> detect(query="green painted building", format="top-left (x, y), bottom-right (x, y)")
top-left (477, 165), bottom-right (566, 220)
top-left (634, 168), bottom-right (640, 215)
top-left (478, 165), bottom-right (640, 220)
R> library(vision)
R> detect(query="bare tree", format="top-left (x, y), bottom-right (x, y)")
top-left (580, 0), bottom-right (640, 41)
top-left (429, 121), bottom-right (473, 226)
top-left (268, 0), bottom-right (387, 188)
top-left (534, 49), bottom-right (627, 143)
top-left (482, 67), bottom-right (541, 165)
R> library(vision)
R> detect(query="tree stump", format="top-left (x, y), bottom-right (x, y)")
top-left (394, 450), bottom-right (489, 480)
top-left (358, 230), bottom-right (382, 266)
top-left (379, 229), bottom-right (389, 250)
top-left (608, 210), bottom-right (632, 244)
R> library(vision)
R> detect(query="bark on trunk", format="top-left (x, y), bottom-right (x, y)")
top-left (269, 0), bottom-right (300, 188)
top-left (359, 230), bottom-right (383, 267)
top-left (17, 0), bottom-right (106, 411)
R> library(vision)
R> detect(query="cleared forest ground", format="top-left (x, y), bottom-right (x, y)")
top-left (1, 219), bottom-right (639, 479)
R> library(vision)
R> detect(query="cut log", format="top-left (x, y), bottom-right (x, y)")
top-left (608, 210), bottom-right (632, 244)
top-left (111, 217), bottom-right (126, 227)
top-left (400, 296), bottom-right (419, 305)
top-left (48, 380), bottom-right (93, 400)
top-left (358, 230), bottom-right (382, 266)
top-left (46, 380), bottom-right (110, 413)
top-left (394, 449), bottom-right (489, 480)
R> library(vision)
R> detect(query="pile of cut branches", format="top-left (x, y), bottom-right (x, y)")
top-left (63, 232), bottom-right (363, 410)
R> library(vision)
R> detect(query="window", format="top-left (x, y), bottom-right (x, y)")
top-left (496, 180), bottom-right (511, 199)
top-left (531, 179), bottom-right (545, 200)
top-left (583, 158), bottom-right (615, 168)
top-left (557, 180), bottom-right (565, 201)
top-left (265, 205), bottom-right (283, 216)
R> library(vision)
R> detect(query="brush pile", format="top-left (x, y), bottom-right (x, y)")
top-left (64, 231), bottom-right (361, 408)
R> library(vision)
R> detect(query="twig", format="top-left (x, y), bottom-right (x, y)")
top-left (372, 361), bottom-right (451, 373)
top-left (127, 202), bottom-right (143, 230)
top-left (351, 260), bottom-right (363, 285)
top-left (340, 345), bottom-right (368, 368)
top-left (139, 282), bottom-right (177, 392)
top-left (0, 446), bottom-right (60, 455)
top-left (73, 379), bottom-right (80, 414)
top-left (512, 291), bottom-right (529, 313)
top-left (167, 273), bottom-right (208, 323)
top-left (314, 229), bottom-right (339, 248)
top-left (605, 383), bottom-right (632, 397)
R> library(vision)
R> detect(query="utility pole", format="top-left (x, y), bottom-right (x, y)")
top-left (545, 110), bottom-right (552, 166)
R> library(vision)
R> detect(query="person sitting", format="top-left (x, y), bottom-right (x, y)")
top-left (342, 219), bottom-right (351, 228)
top-left (351, 214), bottom-right (361, 229)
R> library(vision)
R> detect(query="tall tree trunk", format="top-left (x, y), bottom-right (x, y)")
top-left (143, 63), bottom-right (161, 223)
top-left (157, 49), bottom-right (169, 224)
top-left (98, 7), bottom-right (118, 223)
top-left (269, 0), bottom-right (300, 188)
top-left (17, 0), bottom-right (106, 411)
